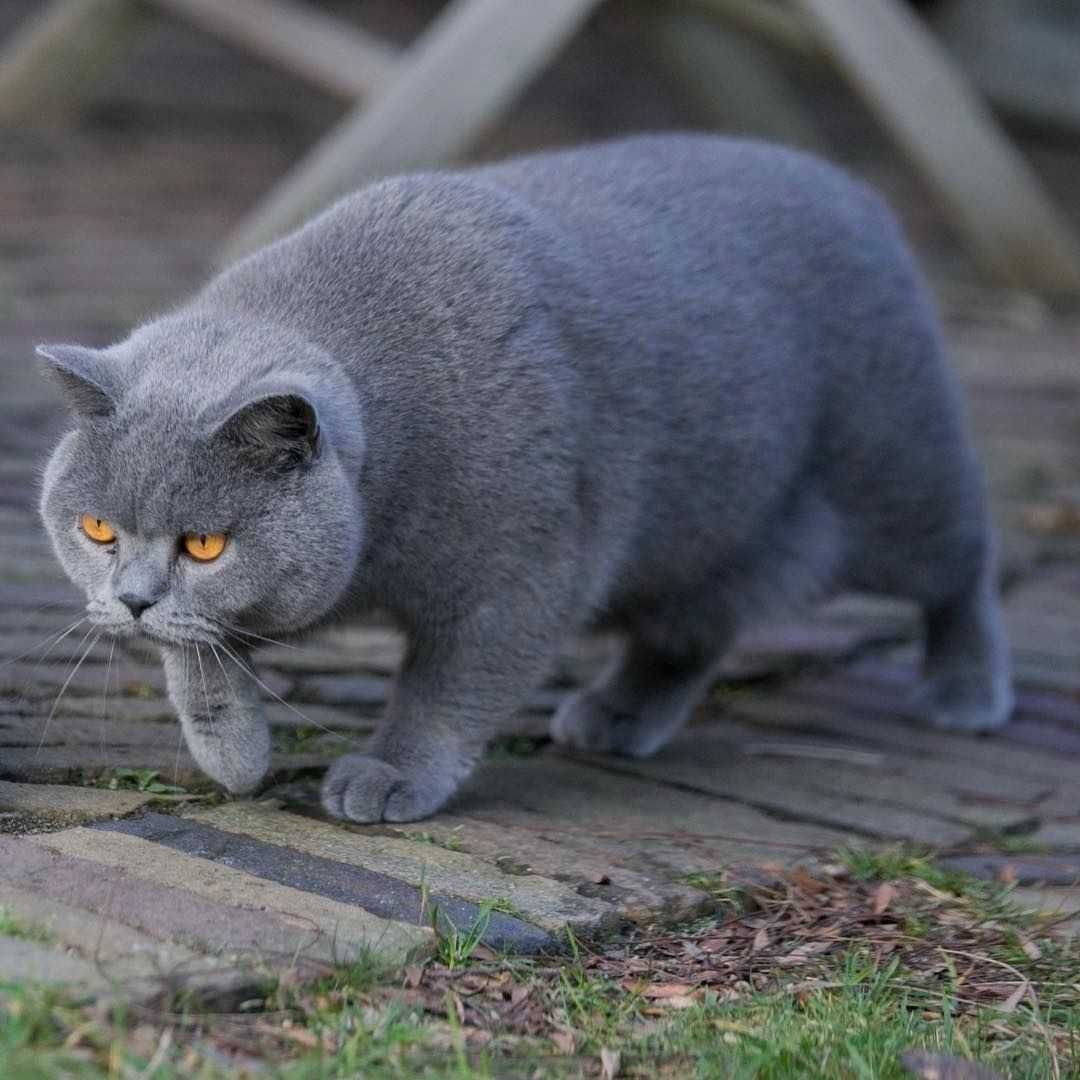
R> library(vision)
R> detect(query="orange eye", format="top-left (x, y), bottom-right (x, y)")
top-left (183, 532), bottom-right (227, 562)
top-left (80, 514), bottom-right (116, 543)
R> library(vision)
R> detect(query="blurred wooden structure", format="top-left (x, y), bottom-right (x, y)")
top-left (1, 0), bottom-right (1079, 293)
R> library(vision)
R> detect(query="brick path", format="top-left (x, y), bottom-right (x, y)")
top-left (1, 0), bottom-right (1078, 1000)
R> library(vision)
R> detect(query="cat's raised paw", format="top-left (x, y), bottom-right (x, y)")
top-left (911, 671), bottom-right (1014, 733)
top-left (551, 690), bottom-right (667, 758)
top-left (321, 753), bottom-right (449, 822)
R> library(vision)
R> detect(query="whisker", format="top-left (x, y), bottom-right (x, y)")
top-left (174, 643), bottom-right (188, 784)
top-left (194, 643), bottom-right (212, 726)
top-left (217, 640), bottom-right (356, 745)
top-left (206, 635), bottom-right (234, 695)
top-left (0, 616), bottom-right (87, 671)
top-left (211, 620), bottom-right (300, 651)
top-left (37, 627), bottom-right (101, 755)
top-left (100, 637), bottom-right (116, 761)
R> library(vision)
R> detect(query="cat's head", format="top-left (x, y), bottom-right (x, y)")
top-left (37, 315), bottom-right (365, 647)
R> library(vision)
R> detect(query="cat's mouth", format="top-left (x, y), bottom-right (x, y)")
top-left (89, 616), bottom-right (219, 648)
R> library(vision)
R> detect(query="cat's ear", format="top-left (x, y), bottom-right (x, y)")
top-left (214, 393), bottom-right (320, 470)
top-left (36, 344), bottom-right (116, 419)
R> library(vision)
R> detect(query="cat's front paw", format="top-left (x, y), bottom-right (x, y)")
top-left (183, 710), bottom-right (271, 794)
top-left (321, 754), bottom-right (454, 823)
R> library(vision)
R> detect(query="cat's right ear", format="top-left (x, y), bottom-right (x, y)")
top-left (36, 345), bottom-right (116, 419)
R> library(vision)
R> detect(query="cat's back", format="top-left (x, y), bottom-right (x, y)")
top-left (477, 134), bottom-right (901, 298)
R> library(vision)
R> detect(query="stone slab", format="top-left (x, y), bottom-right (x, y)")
top-left (291, 673), bottom-right (389, 707)
top-left (0, 657), bottom-right (167, 700)
top-left (0, 935), bottom-right (108, 991)
top-left (0, 743), bottom-right (334, 788)
top-left (454, 755), bottom-right (855, 879)
top-left (0, 780), bottom-right (153, 825)
top-left (301, 625), bottom-right (406, 674)
top-left (568, 737), bottom-right (976, 847)
top-left (18, 830), bottom-right (431, 965)
top-left (266, 780), bottom-right (715, 921)
top-left (0, 745), bottom-right (203, 786)
top-left (0, 582), bottom-right (81, 612)
top-left (0, 882), bottom-right (248, 1006)
top-left (1008, 886), bottom-right (1080, 920)
top-left (693, 717), bottom-right (1052, 808)
top-left (95, 811), bottom-right (553, 952)
top-left (757, 679), bottom-right (1080, 787)
top-left (939, 854), bottom-right (1080, 886)
top-left (185, 802), bottom-right (608, 936)
top-left (1030, 821), bottom-right (1080, 847)
top-left (400, 812), bottom-right (711, 920)
top-left (462, 755), bottom-right (851, 846)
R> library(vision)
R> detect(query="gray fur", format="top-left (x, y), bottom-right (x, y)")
top-left (38, 135), bottom-right (1013, 822)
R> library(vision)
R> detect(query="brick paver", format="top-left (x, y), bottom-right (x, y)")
top-left (1, 0), bottom-right (1077, 995)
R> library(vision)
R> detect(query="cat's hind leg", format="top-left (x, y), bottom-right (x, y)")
top-left (551, 633), bottom-right (726, 757)
top-left (914, 558), bottom-right (1014, 731)
top-left (551, 583), bottom-right (741, 759)
top-left (554, 487), bottom-right (847, 758)
top-left (846, 507), bottom-right (1013, 732)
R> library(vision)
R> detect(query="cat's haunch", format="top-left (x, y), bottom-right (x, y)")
top-left (38, 135), bottom-right (1013, 821)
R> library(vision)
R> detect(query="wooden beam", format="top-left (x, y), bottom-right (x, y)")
top-left (147, 0), bottom-right (398, 101)
top-left (0, 0), bottom-right (147, 125)
top-left (221, 0), bottom-right (604, 263)
top-left (644, 3), bottom-right (821, 148)
top-left (789, 0), bottom-right (1080, 295)
top-left (687, 0), bottom-right (819, 60)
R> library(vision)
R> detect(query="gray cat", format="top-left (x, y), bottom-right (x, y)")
top-left (38, 135), bottom-right (1013, 822)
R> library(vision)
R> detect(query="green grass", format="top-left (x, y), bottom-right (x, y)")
top-left (0, 909), bottom-right (54, 946)
top-left (680, 870), bottom-right (752, 913)
top-left (2, 849), bottom-right (1077, 1078)
top-left (838, 844), bottom-right (1033, 927)
top-left (655, 950), bottom-right (1077, 1078)
top-left (430, 901), bottom-right (495, 971)
top-left (0, 983), bottom-right (122, 1080)
top-left (96, 767), bottom-right (188, 795)
top-left (402, 829), bottom-right (466, 853)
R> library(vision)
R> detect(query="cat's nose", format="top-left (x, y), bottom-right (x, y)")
top-left (118, 591), bottom-right (157, 618)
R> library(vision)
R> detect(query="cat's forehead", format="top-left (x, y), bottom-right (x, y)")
top-left (80, 410), bottom-right (249, 534)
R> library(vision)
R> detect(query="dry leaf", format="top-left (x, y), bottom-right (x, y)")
top-left (752, 927), bottom-right (770, 953)
top-left (872, 882), bottom-right (898, 915)
top-left (900, 1049), bottom-right (1002, 1079)
top-left (1023, 502), bottom-right (1080, 537)
top-left (700, 933), bottom-right (730, 954)
top-left (643, 982), bottom-right (696, 999)
top-left (998, 981), bottom-right (1029, 1014)
top-left (789, 867), bottom-right (828, 894)
top-left (551, 1029), bottom-right (576, 1055)
top-left (600, 1047), bottom-right (621, 1079)
top-left (1019, 938), bottom-right (1042, 961)
top-left (403, 965), bottom-right (424, 989)
top-left (253, 1022), bottom-right (319, 1049)
top-left (462, 1026), bottom-right (493, 1046)
top-left (777, 941), bottom-right (832, 967)
top-left (657, 994), bottom-right (698, 1009)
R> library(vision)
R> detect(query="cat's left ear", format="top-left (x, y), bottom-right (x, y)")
top-left (213, 392), bottom-right (320, 470)
top-left (36, 344), bottom-right (117, 418)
